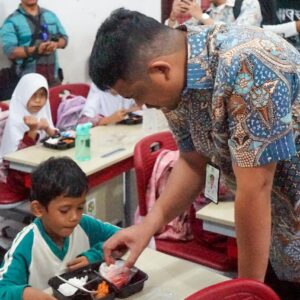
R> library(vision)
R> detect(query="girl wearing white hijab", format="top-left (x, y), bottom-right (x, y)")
top-left (0, 73), bottom-right (56, 202)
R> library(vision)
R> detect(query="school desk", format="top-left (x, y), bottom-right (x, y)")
top-left (43, 247), bottom-right (230, 299)
top-left (196, 201), bottom-right (235, 238)
top-left (4, 124), bottom-right (166, 226)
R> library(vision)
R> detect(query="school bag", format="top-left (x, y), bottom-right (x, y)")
top-left (233, 0), bottom-right (278, 26)
top-left (56, 94), bottom-right (86, 131)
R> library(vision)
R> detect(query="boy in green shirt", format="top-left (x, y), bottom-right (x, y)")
top-left (0, 156), bottom-right (119, 300)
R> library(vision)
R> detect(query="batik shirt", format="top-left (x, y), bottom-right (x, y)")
top-left (165, 24), bottom-right (300, 282)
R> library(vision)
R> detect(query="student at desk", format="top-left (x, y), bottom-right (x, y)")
top-left (78, 82), bottom-right (138, 126)
top-left (0, 157), bottom-right (119, 300)
top-left (0, 73), bottom-right (57, 203)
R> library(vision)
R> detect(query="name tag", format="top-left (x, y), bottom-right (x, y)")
top-left (204, 163), bottom-right (220, 204)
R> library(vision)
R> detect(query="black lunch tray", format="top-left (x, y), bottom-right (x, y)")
top-left (42, 134), bottom-right (75, 150)
top-left (48, 263), bottom-right (148, 299)
top-left (118, 113), bottom-right (143, 125)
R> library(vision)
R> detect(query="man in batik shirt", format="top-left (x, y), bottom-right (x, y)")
top-left (89, 8), bottom-right (300, 299)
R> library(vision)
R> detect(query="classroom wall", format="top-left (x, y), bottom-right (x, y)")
top-left (0, 0), bottom-right (161, 83)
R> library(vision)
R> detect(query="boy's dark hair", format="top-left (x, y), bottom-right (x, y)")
top-left (89, 8), bottom-right (179, 91)
top-left (30, 157), bottom-right (88, 207)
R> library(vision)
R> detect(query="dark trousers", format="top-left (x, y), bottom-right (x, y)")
top-left (265, 263), bottom-right (300, 300)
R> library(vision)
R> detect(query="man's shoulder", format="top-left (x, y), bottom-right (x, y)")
top-left (40, 7), bottom-right (58, 17)
top-left (8, 223), bottom-right (35, 254)
top-left (3, 9), bottom-right (23, 23)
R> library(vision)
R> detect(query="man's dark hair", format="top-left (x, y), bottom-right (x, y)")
top-left (30, 157), bottom-right (88, 207)
top-left (89, 8), bottom-right (179, 90)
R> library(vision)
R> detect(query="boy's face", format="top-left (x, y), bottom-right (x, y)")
top-left (27, 87), bottom-right (47, 114)
top-left (35, 194), bottom-right (86, 245)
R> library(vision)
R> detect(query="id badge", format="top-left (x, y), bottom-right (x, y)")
top-left (204, 163), bottom-right (220, 204)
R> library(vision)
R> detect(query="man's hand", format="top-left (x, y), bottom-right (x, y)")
top-left (67, 256), bottom-right (90, 272)
top-left (104, 224), bottom-right (153, 269)
top-left (23, 287), bottom-right (57, 300)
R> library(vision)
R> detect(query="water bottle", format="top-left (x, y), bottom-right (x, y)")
top-left (75, 123), bottom-right (92, 161)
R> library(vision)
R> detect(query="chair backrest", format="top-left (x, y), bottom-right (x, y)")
top-left (134, 131), bottom-right (177, 216)
top-left (0, 102), bottom-right (9, 111)
top-left (184, 279), bottom-right (281, 300)
top-left (49, 83), bottom-right (90, 125)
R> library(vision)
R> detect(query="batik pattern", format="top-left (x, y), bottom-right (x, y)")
top-left (165, 24), bottom-right (300, 281)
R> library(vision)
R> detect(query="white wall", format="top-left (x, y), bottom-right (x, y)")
top-left (0, 0), bottom-right (161, 83)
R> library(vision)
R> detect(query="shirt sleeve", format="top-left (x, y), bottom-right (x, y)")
top-left (233, 0), bottom-right (262, 27)
top-left (224, 57), bottom-right (297, 167)
top-left (0, 227), bottom-right (34, 300)
top-left (164, 99), bottom-right (196, 153)
top-left (263, 22), bottom-right (298, 39)
top-left (17, 132), bottom-right (38, 150)
top-left (1, 18), bottom-right (19, 56)
top-left (79, 215), bottom-right (120, 263)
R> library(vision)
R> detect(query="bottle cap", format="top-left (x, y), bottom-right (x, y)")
top-left (76, 122), bottom-right (92, 135)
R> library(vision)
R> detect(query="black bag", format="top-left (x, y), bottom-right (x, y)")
top-left (0, 66), bottom-right (20, 100)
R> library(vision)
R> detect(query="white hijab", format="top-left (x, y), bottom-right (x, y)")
top-left (0, 73), bottom-right (54, 162)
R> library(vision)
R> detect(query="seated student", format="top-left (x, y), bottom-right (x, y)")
top-left (78, 82), bottom-right (138, 126)
top-left (0, 156), bottom-right (119, 300)
top-left (166, 0), bottom-right (262, 28)
top-left (0, 73), bottom-right (57, 202)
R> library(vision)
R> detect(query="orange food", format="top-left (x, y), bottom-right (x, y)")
top-left (95, 281), bottom-right (110, 299)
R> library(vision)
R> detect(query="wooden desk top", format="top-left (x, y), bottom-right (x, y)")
top-left (4, 125), bottom-right (157, 176)
top-left (44, 248), bottom-right (229, 299)
top-left (196, 201), bottom-right (235, 227)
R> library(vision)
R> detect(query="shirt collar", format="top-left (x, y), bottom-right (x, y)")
top-left (184, 26), bottom-right (214, 93)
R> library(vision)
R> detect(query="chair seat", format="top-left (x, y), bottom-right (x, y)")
top-left (0, 182), bottom-right (27, 208)
top-left (156, 238), bottom-right (237, 272)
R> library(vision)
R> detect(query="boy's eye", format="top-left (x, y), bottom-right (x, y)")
top-left (59, 209), bottom-right (69, 214)
top-left (77, 206), bottom-right (84, 211)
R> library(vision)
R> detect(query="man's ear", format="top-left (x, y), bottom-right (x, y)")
top-left (147, 61), bottom-right (172, 84)
top-left (30, 200), bottom-right (45, 217)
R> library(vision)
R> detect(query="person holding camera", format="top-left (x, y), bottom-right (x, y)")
top-left (166, 0), bottom-right (262, 28)
top-left (1, 0), bottom-right (68, 88)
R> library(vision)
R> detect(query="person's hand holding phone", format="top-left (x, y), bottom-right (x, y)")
top-left (180, 0), bottom-right (203, 20)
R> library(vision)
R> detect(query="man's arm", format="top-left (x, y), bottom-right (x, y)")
top-left (233, 162), bottom-right (276, 281)
top-left (104, 150), bottom-right (209, 267)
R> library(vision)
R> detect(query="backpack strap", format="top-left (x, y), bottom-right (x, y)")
top-left (232, 0), bottom-right (244, 20)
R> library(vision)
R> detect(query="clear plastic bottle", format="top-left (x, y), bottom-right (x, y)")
top-left (75, 122), bottom-right (92, 161)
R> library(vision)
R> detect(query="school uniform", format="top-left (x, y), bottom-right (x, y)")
top-left (0, 214), bottom-right (119, 300)
top-left (0, 73), bottom-right (55, 202)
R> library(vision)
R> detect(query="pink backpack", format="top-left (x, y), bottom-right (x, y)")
top-left (56, 94), bottom-right (86, 131)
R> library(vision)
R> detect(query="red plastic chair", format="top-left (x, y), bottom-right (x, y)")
top-left (0, 102), bottom-right (9, 111)
top-left (185, 279), bottom-right (281, 300)
top-left (134, 131), bottom-right (236, 271)
top-left (49, 83), bottom-right (90, 125)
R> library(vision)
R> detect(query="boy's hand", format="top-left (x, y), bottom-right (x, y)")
top-left (24, 115), bottom-right (39, 131)
top-left (23, 287), bottom-right (57, 300)
top-left (67, 256), bottom-right (89, 272)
